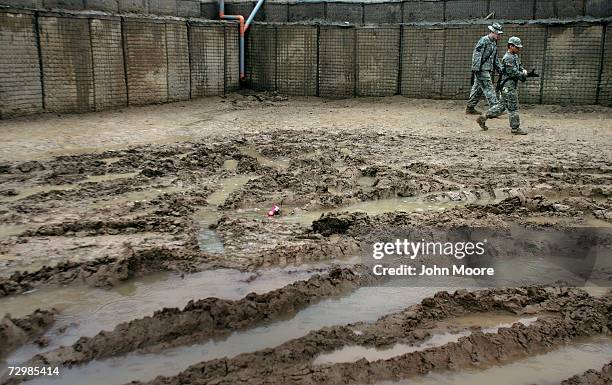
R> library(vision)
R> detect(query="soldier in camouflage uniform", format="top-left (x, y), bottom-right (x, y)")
top-left (494, 36), bottom-right (529, 135)
top-left (465, 23), bottom-right (505, 116)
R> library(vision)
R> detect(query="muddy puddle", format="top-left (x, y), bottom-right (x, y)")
top-left (206, 175), bottom-right (255, 207)
top-left (314, 315), bottom-right (539, 365)
top-left (279, 195), bottom-right (484, 227)
top-left (210, 191), bottom-right (490, 231)
top-left (12, 285), bottom-right (446, 385)
top-left (378, 335), bottom-right (612, 385)
top-left (222, 159), bottom-right (238, 171)
top-left (196, 225), bottom-right (225, 253)
top-left (0, 266), bottom-right (323, 366)
top-left (193, 175), bottom-right (256, 252)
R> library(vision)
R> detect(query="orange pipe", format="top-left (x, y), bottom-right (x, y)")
top-left (219, 11), bottom-right (246, 80)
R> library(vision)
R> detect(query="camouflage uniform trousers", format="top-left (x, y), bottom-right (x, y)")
top-left (466, 71), bottom-right (504, 118)
top-left (500, 84), bottom-right (520, 129)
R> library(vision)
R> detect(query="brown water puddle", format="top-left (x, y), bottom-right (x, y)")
top-left (195, 188), bottom-right (495, 252)
top-left (206, 175), bottom-right (255, 206)
top-left (279, 196), bottom-right (471, 227)
top-left (222, 159), bottom-right (239, 171)
top-left (193, 175), bottom-right (256, 252)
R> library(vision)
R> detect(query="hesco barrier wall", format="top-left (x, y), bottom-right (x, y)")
top-left (246, 20), bottom-right (610, 106)
top-left (0, 8), bottom-right (610, 118)
top-left (0, 9), bottom-right (238, 118)
top-left (0, 0), bottom-right (609, 22)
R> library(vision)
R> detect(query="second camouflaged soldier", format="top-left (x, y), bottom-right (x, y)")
top-left (499, 36), bottom-right (527, 135)
top-left (480, 36), bottom-right (537, 135)
top-left (465, 23), bottom-right (504, 115)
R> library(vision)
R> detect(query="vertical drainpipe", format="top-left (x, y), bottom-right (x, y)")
top-left (219, 0), bottom-right (265, 81)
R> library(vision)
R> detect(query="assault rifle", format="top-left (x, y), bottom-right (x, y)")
top-left (496, 68), bottom-right (539, 91)
top-left (526, 69), bottom-right (540, 78)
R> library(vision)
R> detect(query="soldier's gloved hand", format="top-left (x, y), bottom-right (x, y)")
top-left (522, 69), bottom-right (528, 76)
top-left (526, 69), bottom-right (540, 78)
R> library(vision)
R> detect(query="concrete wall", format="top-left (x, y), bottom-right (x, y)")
top-left (246, 23), bottom-right (276, 90)
top-left (189, 22), bottom-right (225, 96)
top-left (599, 25), bottom-right (611, 106)
top-left (357, 26), bottom-right (400, 96)
top-left (165, 21), bottom-right (190, 101)
top-left (319, 25), bottom-right (355, 98)
top-left (90, 17), bottom-right (128, 109)
top-left (401, 25), bottom-right (444, 98)
top-left (123, 18), bottom-right (168, 105)
top-left (327, 3), bottom-right (362, 24)
top-left (0, 11), bottom-right (43, 118)
top-left (225, 24), bottom-right (240, 91)
top-left (403, 1), bottom-right (444, 23)
top-left (441, 24), bottom-right (484, 99)
top-left (38, 15), bottom-right (95, 112)
top-left (1, 0), bottom-right (610, 23)
top-left (276, 24), bottom-right (317, 95)
top-left (542, 24), bottom-right (603, 105)
top-left (0, 9), bottom-right (237, 117)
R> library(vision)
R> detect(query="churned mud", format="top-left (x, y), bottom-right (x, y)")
top-left (0, 95), bottom-right (610, 384)
top-left (0, 310), bottom-right (55, 359)
top-left (122, 287), bottom-right (610, 385)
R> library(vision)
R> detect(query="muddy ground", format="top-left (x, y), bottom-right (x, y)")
top-left (0, 94), bottom-right (610, 384)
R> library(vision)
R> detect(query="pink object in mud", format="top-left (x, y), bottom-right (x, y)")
top-left (267, 205), bottom-right (281, 217)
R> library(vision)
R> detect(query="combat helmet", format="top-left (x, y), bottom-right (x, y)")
top-left (488, 23), bottom-right (503, 34)
top-left (508, 36), bottom-right (523, 48)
